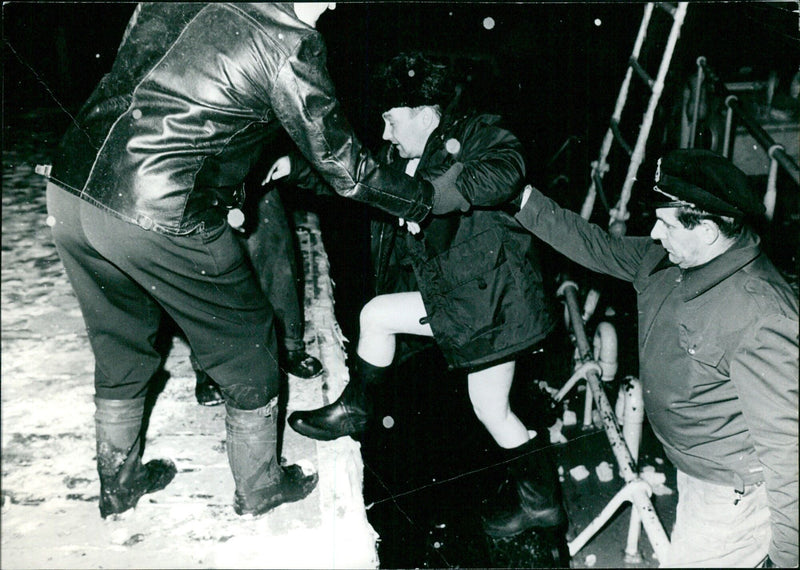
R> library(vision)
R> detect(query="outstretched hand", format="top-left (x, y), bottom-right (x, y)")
top-left (263, 156), bottom-right (291, 185)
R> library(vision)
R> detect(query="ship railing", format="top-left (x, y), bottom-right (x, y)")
top-left (553, 280), bottom-right (671, 562)
top-left (686, 56), bottom-right (800, 220)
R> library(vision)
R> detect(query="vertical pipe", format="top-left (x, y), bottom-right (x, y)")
top-left (583, 384), bottom-right (594, 429)
top-left (561, 283), bottom-right (670, 560)
top-left (622, 377), bottom-right (644, 464)
top-left (723, 101), bottom-right (735, 158)
top-left (582, 288), bottom-right (601, 322)
top-left (594, 322), bottom-right (619, 382)
top-left (623, 377), bottom-right (646, 561)
top-left (562, 285), bottom-right (638, 481)
top-left (764, 145), bottom-right (782, 221)
top-left (688, 57), bottom-right (706, 149)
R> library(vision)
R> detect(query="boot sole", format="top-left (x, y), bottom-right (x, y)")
top-left (235, 471), bottom-right (319, 516)
top-left (99, 459), bottom-right (177, 518)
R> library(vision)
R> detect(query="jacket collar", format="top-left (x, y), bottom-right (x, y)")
top-left (650, 230), bottom-right (762, 301)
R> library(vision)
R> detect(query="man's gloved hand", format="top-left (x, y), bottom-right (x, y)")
top-left (430, 162), bottom-right (468, 215)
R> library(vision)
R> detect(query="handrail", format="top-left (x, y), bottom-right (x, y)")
top-left (556, 282), bottom-right (670, 560)
top-left (688, 57), bottom-right (800, 219)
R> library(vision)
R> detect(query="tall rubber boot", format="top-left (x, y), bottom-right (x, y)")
top-left (226, 399), bottom-right (318, 516)
top-left (95, 397), bottom-right (177, 518)
top-left (288, 355), bottom-right (386, 441)
top-left (481, 435), bottom-right (567, 538)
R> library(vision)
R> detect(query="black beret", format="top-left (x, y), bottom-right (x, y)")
top-left (653, 149), bottom-right (765, 218)
top-left (373, 52), bottom-right (456, 111)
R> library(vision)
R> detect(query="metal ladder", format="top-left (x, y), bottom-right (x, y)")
top-left (579, 2), bottom-right (689, 234)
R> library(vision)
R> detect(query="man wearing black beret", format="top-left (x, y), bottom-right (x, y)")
top-left (515, 149), bottom-right (798, 567)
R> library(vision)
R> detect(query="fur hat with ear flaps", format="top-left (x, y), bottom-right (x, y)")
top-left (373, 52), bottom-right (457, 112)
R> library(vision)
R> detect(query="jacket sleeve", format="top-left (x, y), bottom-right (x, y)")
top-left (432, 119), bottom-right (525, 208)
top-left (731, 313), bottom-right (799, 568)
top-left (283, 150), bottom-right (335, 197)
top-left (268, 33), bottom-right (432, 222)
top-left (515, 186), bottom-right (651, 282)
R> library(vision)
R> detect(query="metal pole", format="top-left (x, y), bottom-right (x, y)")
top-left (700, 60), bottom-right (800, 186)
top-left (723, 96), bottom-right (736, 158)
top-left (765, 150), bottom-right (780, 221)
top-left (559, 283), bottom-right (670, 561)
top-left (688, 57), bottom-right (706, 149)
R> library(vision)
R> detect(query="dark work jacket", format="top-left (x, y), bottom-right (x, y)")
top-left (48, 3), bottom-right (431, 236)
top-left (371, 112), bottom-right (557, 370)
top-left (516, 186), bottom-right (799, 567)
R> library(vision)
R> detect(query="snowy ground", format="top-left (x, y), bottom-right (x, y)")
top-left (1, 113), bottom-right (377, 569)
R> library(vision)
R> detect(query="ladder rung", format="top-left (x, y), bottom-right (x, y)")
top-left (629, 57), bottom-right (655, 89)
top-left (610, 119), bottom-right (633, 157)
top-left (655, 2), bottom-right (678, 18)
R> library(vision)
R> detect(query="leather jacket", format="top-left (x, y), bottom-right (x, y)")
top-left (517, 187), bottom-right (799, 567)
top-left (48, 3), bottom-right (432, 236)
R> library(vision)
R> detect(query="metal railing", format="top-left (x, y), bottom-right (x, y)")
top-left (687, 56), bottom-right (800, 220)
top-left (555, 281), bottom-right (670, 561)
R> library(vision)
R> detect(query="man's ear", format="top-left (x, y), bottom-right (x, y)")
top-left (699, 219), bottom-right (721, 245)
top-left (421, 106), bottom-right (437, 128)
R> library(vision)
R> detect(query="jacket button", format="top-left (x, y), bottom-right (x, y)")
top-left (477, 278), bottom-right (487, 290)
top-left (688, 347), bottom-right (696, 355)
top-left (131, 108), bottom-right (142, 120)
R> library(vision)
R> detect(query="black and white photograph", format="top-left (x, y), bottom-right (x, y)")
top-left (2, 2), bottom-right (798, 568)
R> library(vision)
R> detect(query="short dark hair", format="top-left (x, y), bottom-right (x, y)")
top-left (675, 207), bottom-right (744, 239)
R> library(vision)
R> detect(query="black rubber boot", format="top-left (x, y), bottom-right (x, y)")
top-left (288, 355), bottom-right (386, 441)
top-left (481, 435), bottom-right (567, 538)
top-left (226, 400), bottom-right (318, 516)
top-left (95, 397), bottom-right (177, 518)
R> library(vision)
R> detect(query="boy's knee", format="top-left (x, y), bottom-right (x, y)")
top-left (359, 298), bottom-right (386, 333)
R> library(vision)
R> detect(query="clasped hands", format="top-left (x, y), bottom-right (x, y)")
top-left (264, 155), bottom-right (422, 234)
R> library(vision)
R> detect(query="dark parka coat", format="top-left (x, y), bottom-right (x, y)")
top-left (371, 111), bottom-right (557, 370)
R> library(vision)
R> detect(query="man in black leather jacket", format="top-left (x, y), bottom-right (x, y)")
top-left (44, 3), bottom-right (435, 519)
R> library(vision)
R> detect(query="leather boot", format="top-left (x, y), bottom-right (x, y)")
top-left (95, 397), bottom-right (177, 518)
top-left (283, 348), bottom-right (324, 379)
top-left (226, 400), bottom-right (318, 516)
top-left (288, 356), bottom-right (385, 441)
top-left (481, 435), bottom-right (567, 538)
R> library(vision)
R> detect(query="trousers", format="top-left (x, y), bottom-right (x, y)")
top-left (244, 188), bottom-right (304, 352)
top-left (661, 469), bottom-right (770, 568)
top-left (46, 182), bottom-right (279, 409)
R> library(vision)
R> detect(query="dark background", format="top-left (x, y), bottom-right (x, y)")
top-left (3, 3), bottom-right (798, 567)
top-left (5, 3), bottom-right (798, 329)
